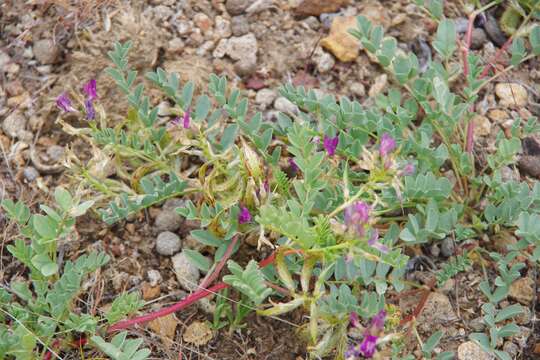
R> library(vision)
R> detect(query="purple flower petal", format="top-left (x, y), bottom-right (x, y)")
top-left (379, 133), bottom-right (396, 157)
top-left (359, 335), bottom-right (378, 358)
top-left (183, 108), bottom-right (191, 129)
top-left (83, 79), bottom-right (98, 101)
top-left (238, 206), bottom-right (252, 224)
top-left (371, 309), bottom-right (386, 330)
top-left (289, 158), bottom-right (299, 172)
top-left (401, 162), bottom-right (416, 176)
top-left (56, 93), bottom-right (74, 112)
top-left (345, 201), bottom-right (370, 227)
top-left (349, 312), bottom-right (361, 329)
top-left (84, 99), bottom-right (95, 120)
top-left (171, 116), bottom-right (180, 126)
top-left (323, 135), bottom-right (339, 157)
top-left (368, 229), bottom-right (389, 254)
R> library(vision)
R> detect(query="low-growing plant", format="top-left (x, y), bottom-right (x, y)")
top-left (40, 0), bottom-right (540, 358)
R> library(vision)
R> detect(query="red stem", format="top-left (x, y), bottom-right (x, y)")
top-left (461, 12), bottom-right (476, 78)
top-left (108, 249), bottom-right (302, 332)
top-left (43, 339), bottom-right (60, 360)
top-left (199, 236), bottom-right (238, 290)
top-left (480, 36), bottom-right (513, 78)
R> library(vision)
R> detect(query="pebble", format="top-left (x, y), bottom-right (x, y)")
top-left (168, 38), bottom-right (184, 53)
top-left (487, 109), bottom-right (509, 123)
top-left (163, 198), bottom-right (186, 211)
top-left (457, 341), bottom-right (492, 360)
top-left (274, 97), bottom-right (298, 116)
top-left (213, 39), bottom-right (229, 58)
top-left (2, 111), bottom-right (27, 139)
top-left (321, 16), bottom-right (359, 62)
top-left (226, 0), bottom-right (251, 15)
top-left (156, 231), bottom-right (182, 256)
top-left (473, 115), bottom-right (491, 136)
top-left (502, 342), bottom-right (519, 358)
top-left (470, 28), bottom-right (487, 50)
top-left (255, 89), bottom-right (277, 109)
top-left (430, 244), bottom-right (440, 257)
top-left (23, 167), bottom-right (40, 182)
top-left (293, 0), bottom-right (347, 16)
top-left (231, 16), bottom-right (250, 36)
top-left (368, 74), bottom-right (387, 97)
top-left (500, 166), bottom-right (520, 182)
top-left (440, 237), bottom-right (455, 257)
top-left (492, 232), bottom-right (517, 253)
top-left (316, 51), bottom-right (335, 73)
top-left (495, 83), bottom-right (528, 107)
top-left (194, 13), bottom-right (213, 33)
top-left (455, 17), bottom-right (469, 34)
top-left (515, 306), bottom-right (532, 325)
top-left (172, 251), bottom-right (201, 291)
top-left (469, 317), bottom-right (485, 331)
top-left (509, 277), bottom-right (534, 305)
top-left (147, 269), bottom-right (162, 287)
top-left (417, 292), bottom-right (458, 332)
top-left (175, 20), bottom-right (191, 36)
top-left (224, 33), bottom-right (258, 75)
top-left (154, 208), bottom-right (183, 232)
top-left (46, 145), bottom-right (65, 162)
top-left (214, 16), bottom-right (231, 38)
top-left (484, 15), bottom-right (507, 47)
top-left (33, 39), bottom-right (60, 64)
top-left (349, 82), bottom-right (366, 97)
top-left (0, 50), bottom-right (10, 69)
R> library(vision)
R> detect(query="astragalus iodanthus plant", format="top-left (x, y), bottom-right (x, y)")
top-left (51, 2), bottom-right (540, 359)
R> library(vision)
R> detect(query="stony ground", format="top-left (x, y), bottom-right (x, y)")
top-left (1, 0), bottom-right (540, 359)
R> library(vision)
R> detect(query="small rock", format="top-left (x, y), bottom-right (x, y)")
top-left (163, 198), bottom-right (186, 211)
top-left (500, 166), bottom-right (520, 182)
top-left (231, 16), bottom-right (250, 36)
top-left (502, 342), bottom-right (519, 359)
top-left (303, 16), bottom-right (320, 30)
top-left (226, 0), bottom-right (251, 15)
top-left (274, 97), bottom-right (298, 116)
top-left (168, 38), bottom-right (184, 53)
top-left (509, 277), bottom-right (534, 305)
top-left (473, 115), bottom-right (491, 136)
top-left (213, 39), bottom-right (229, 58)
top-left (23, 167), bottom-right (40, 182)
top-left (440, 238), bottom-right (455, 257)
top-left (194, 13), bottom-right (213, 33)
top-left (487, 109), bottom-right (509, 123)
top-left (515, 306), bottom-right (532, 325)
top-left (172, 251), bottom-right (201, 291)
top-left (321, 16), bottom-right (359, 62)
top-left (470, 28), bottom-right (487, 50)
top-left (349, 82), bottom-right (366, 97)
top-left (484, 15), bottom-right (507, 47)
top-left (361, 2), bottom-right (391, 29)
top-left (198, 297), bottom-right (216, 315)
top-left (457, 341), bottom-right (492, 360)
top-left (33, 39), bottom-right (60, 64)
top-left (154, 208), bottom-right (183, 232)
top-left (46, 145), bottom-right (65, 162)
top-left (196, 40), bottom-right (215, 56)
top-left (439, 278), bottom-right (455, 294)
top-left (492, 232), bottom-right (517, 253)
top-left (149, 314), bottom-right (178, 348)
top-left (469, 317), bottom-right (485, 332)
top-left (495, 83), bottom-right (528, 107)
top-left (294, 0), bottom-right (348, 16)
top-left (226, 33), bottom-right (258, 76)
top-left (214, 16), bottom-right (232, 38)
top-left (430, 244), bottom-right (440, 257)
top-left (147, 269), bottom-right (162, 287)
top-left (156, 231), bottom-right (182, 256)
top-left (175, 20), bottom-right (191, 35)
top-left (246, 0), bottom-right (273, 14)
top-left (455, 17), bottom-right (469, 34)
top-left (2, 111), bottom-right (27, 139)
top-left (142, 282), bottom-right (161, 300)
top-left (316, 51), bottom-right (335, 73)
top-left (368, 74), bottom-right (387, 97)
top-left (183, 321), bottom-right (213, 346)
top-left (417, 292), bottom-right (458, 332)
top-left (0, 50), bottom-right (10, 69)
top-left (255, 89), bottom-right (277, 109)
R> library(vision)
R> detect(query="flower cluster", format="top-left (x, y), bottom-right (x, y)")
top-left (346, 310), bottom-right (386, 359)
top-left (344, 202), bottom-right (388, 253)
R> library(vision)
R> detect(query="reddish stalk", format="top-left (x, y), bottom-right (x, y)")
top-left (399, 278), bottom-right (436, 327)
top-left (480, 36), bottom-right (513, 78)
top-left (108, 248), bottom-right (303, 332)
top-left (199, 236), bottom-right (239, 290)
top-left (43, 339), bottom-right (60, 360)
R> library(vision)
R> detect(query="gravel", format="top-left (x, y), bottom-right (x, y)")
top-left (156, 231), bottom-right (182, 256)
top-left (172, 251), bottom-right (201, 291)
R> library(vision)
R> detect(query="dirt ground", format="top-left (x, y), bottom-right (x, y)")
top-left (1, 0), bottom-right (540, 359)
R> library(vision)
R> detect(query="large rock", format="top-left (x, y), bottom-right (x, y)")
top-left (293, 0), bottom-right (348, 16)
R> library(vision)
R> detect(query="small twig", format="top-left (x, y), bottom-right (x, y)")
top-left (399, 277), bottom-right (436, 327)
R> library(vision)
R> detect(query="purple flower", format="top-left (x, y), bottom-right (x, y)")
top-left (238, 206), bottom-right (252, 224)
top-left (83, 79), bottom-right (98, 101)
top-left (379, 133), bottom-right (396, 157)
top-left (358, 335), bottom-right (378, 358)
top-left (289, 158), bottom-right (299, 172)
top-left (171, 116), bottom-right (180, 126)
top-left (84, 99), bottom-right (96, 120)
top-left (183, 108), bottom-right (191, 129)
top-left (349, 312), bottom-right (361, 329)
top-left (401, 162), bottom-right (416, 176)
top-left (344, 201), bottom-right (370, 236)
top-left (368, 229), bottom-right (389, 254)
top-left (370, 310), bottom-right (386, 330)
top-left (323, 135), bottom-right (339, 157)
top-left (56, 93), bottom-right (74, 112)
